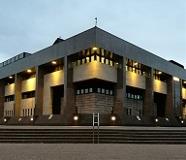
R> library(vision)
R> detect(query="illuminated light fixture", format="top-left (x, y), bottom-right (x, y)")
top-left (155, 118), bottom-right (158, 122)
top-left (9, 76), bottom-right (13, 79)
top-left (3, 118), bottom-right (7, 122)
top-left (51, 61), bottom-right (57, 65)
top-left (181, 120), bottom-right (184, 124)
top-left (18, 118), bottom-right (22, 122)
top-left (111, 115), bottom-right (116, 121)
top-left (30, 117), bottom-right (34, 121)
top-left (134, 62), bottom-right (138, 66)
top-left (173, 76), bottom-right (179, 82)
top-left (158, 71), bottom-right (162, 74)
top-left (165, 117), bottom-right (169, 122)
top-left (27, 69), bottom-right (32, 73)
top-left (115, 62), bottom-right (119, 65)
top-left (136, 116), bottom-right (141, 121)
top-left (73, 115), bottom-right (79, 121)
top-left (92, 47), bottom-right (98, 51)
top-left (183, 81), bottom-right (186, 84)
top-left (48, 114), bottom-right (53, 120)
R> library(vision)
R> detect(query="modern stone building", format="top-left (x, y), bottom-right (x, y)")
top-left (0, 27), bottom-right (186, 126)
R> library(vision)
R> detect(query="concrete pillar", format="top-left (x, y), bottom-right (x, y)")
top-left (62, 56), bottom-right (75, 125)
top-left (15, 74), bottom-right (22, 117)
top-left (165, 76), bottom-right (174, 117)
top-left (113, 57), bottom-right (126, 124)
top-left (34, 66), bottom-right (44, 117)
top-left (143, 68), bottom-right (154, 117)
top-left (0, 80), bottom-right (5, 118)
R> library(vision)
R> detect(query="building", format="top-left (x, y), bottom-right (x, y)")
top-left (0, 27), bottom-right (186, 126)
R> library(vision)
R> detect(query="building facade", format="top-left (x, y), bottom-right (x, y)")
top-left (0, 27), bottom-right (186, 126)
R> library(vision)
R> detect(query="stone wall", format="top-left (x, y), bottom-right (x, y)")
top-left (75, 93), bottom-right (113, 114)
top-left (125, 99), bottom-right (143, 116)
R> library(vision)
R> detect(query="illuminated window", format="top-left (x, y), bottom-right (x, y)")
top-left (101, 88), bottom-right (105, 94)
top-left (97, 55), bottom-right (100, 62)
top-left (110, 90), bottom-right (113, 95)
top-left (81, 89), bottom-right (84, 94)
top-left (97, 88), bottom-right (101, 93)
top-left (76, 90), bottom-right (80, 95)
top-left (82, 58), bottom-right (85, 64)
top-left (91, 56), bottom-right (94, 62)
top-left (85, 88), bottom-right (88, 94)
top-left (86, 57), bottom-right (90, 63)
top-left (101, 57), bottom-right (105, 63)
top-left (89, 88), bottom-right (93, 93)
top-left (106, 90), bottom-right (109, 95)
top-left (110, 61), bottom-right (113, 66)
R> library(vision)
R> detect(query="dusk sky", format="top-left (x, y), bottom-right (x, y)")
top-left (0, 0), bottom-right (185, 67)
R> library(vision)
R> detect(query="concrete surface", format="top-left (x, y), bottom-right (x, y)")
top-left (0, 144), bottom-right (185, 160)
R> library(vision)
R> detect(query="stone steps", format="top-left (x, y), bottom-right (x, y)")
top-left (0, 127), bottom-right (186, 144)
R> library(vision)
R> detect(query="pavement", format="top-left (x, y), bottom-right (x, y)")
top-left (0, 144), bottom-right (185, 160)
top-left (1, 125), bottom-right (186, 130)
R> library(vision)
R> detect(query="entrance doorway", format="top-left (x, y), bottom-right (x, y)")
top-left (154, 92), bottom-right (166, 117)
top-left (51, 85), bottom-right (64, 114)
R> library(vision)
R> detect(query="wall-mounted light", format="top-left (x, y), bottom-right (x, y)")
top-left (134, 62), bottom-right (138, 66)
top-left (155, 118), bottom-right (158, 122)
top-left (111, 115), bottom-right (116, 121)
top-left (92, 47), bottom-right (98, 51)
top-left (52, 61), bottom-right (57, 65)
top-left (27, 69), bottom-right (32, 73)
top-left (3, 118), bottom-right (7, 122)
top-left (158, 71), bottom-right (162, 74)
top-left (73, 115), bottom-right (78, 121)
top-left (30, 117), bottom-right (34, 121)
top-left (165, 117), bottom-right (169, 122)
top-left (9, 76), bottom-right (13, 79)
top-left (173, 76), bottom-right (179, 82)
top-left (18, 118), bottom-right (22, 122)
top-left (183, 81), bottom-right (186, 84)
top-left (181, 120), bottom-right (184, 124)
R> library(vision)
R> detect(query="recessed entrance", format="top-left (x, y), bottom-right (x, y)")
top-left (154, 92), bottom-right (166, 117)
top-left (51, 85), bottom-right (64, 114)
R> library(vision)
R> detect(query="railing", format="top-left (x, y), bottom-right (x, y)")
top-left (92, 112), bottom-right (100, 144)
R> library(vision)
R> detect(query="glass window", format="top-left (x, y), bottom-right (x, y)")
top-left (106, 90), bottom-right (109, 95)
top-left (89, 88), bottom-right (93, 93)
top-left (101, 88), bottom-right (105, 94)
top-left (82, 58), bottom-right (85, 64)
top-left (86, 57), bottom-right (90, 63)
top-left (97, 55), bottom-right (100, 62)
top-left (76, 90), bottom-right (80, 95)
top-left (110, 60), bottom-right (113, 66)
top-left (91, 55), bottom-right (94, 62)
top-left (85, 88), bottom-right (88, 94)
top-left (101, 57), bottom-right (105, 63)
top-left (97, 88), bottom-right (101, 93)
top-left (106, 59), bottom-right (109, 65)
top-left (81, 89), bottom-right (84, 94)
top-left (110, 90), bottom-right (113, 95)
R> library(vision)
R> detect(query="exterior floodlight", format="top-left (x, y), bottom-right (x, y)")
top-left (27, 69), bottom-right (32, 73)
top-left (155, 118), bottom-right (158, 122)
top-left (111, 115), bottom-right (116, 121)
top-left (52, 61), bottom-right (57, 65)
top-left (73, 115), bottom-right (78, 121)
top-left (92, 47), bottom-right (98, 51)
top-left (173, 77), bottom-right (179, 82)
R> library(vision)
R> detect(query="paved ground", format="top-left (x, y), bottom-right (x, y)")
top-left (0, 144), bottom-right (186, 160)
top-left (1, 125), bottom-right (186, 130)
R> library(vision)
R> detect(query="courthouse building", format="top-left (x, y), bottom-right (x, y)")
top-left (0, 27), bottom-right (186, 126)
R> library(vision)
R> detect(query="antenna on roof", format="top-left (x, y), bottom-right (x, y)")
top-left (95, 17), bottom-right (97, 27)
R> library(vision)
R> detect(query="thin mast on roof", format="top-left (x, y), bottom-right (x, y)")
top-left (95, 17), bottom-right (97, 27)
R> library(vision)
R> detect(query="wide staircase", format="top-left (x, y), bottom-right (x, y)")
top-left (0, 127), bottom-right (186, 144)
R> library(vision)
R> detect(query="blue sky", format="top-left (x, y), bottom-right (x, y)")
top-left (0, 0), bottom-right (186, 67)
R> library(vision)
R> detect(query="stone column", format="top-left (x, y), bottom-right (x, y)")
top-left (34, 66), bottom-right (44, 117)
top-left (0, 80), bottom-right (5, 118)
top-left (143, 68), bottom-right (154, 117)
top-left (165, 76), bottom-right (174, 117)
top-left (62, 56), bottom-right (75, 125)
top-left (15, 74), bottom-right (22, 117)
top-left (113, 57), bottom-right (126, 124)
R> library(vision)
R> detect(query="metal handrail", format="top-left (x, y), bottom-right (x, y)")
top-left (92, 112), bottom-right (100, 144)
